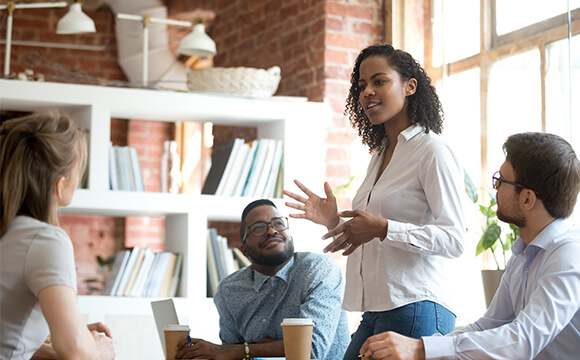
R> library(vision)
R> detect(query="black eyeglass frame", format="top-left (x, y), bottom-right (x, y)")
top-left (242, 216), bottom-right (289, 243)
top-left (492, 171), bottom-right (526, 190)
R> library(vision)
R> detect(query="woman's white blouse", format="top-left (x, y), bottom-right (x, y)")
top-left (342, 124), bottom-right (465, 312)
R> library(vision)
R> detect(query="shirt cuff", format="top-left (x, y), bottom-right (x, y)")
top-left (422, 336), bottom-right (455, 359)
top-left (383, 219), bottom-right (405, 242)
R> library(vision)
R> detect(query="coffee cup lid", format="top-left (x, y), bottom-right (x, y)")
top-left (281, 318), bottom-right (315, 326)
top-left (164, 324), bottom-right (190, 331)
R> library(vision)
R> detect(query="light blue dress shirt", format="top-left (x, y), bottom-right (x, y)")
top-left (423, 217), bottom-right (580, 359)
top-left (214, 252), bottom-right (350, 360)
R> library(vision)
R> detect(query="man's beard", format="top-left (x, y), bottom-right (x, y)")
top-left (247, 237), bottom-right (294, 267)
top-left (497, 199), bottom-right (526, 228)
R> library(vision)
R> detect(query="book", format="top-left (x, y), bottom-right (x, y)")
top-left (208, 228), bottom-right (227, 281)
top-left (129, 146), bottom-right (145, 192)
top-left (145, 252), bottom-right (172, 298)
top-left (214, 138), bottom-right (244, 196)
top-left (129, 248), bottom-right (155, 297)
top-left (201, 140), bottom-right (237, 195)
top-left (233, 140), bottom-right (259, 197)
top-left (114, 146), bottom-right (132, 191)
top-left (221, 142), bottom-right (250, 197)
top-left (273, 151), bottom-right (285, 198)
top-left (108, 142), bottom-right (118, 191)
top-left (262, 139), bottom-right (284, 198)
top-left (123, 247), bottom-right (147, 296)
top-left (167, 253), bottom-right (183, 297)
top-left (125, 146), bottom-right (136, 191)
top-left (217, 235), bottom-right (236, 277)
top-left (140, 252), bottom-right (160, 297)
top-left (232, 247), bottom-right (251, 268)
top-left (252, 139), bottom-right (277, 197)
top-left (103, 250), bottom-right (130, 296)
top-left (242, 139), bottom-right (270, 197)
top-left (80, 128), bottom-right (90, 189)
top-left (114, 247), bottom-right (142, 296)
top-left (158, 253), bottom-right (178, 297)
top-left (207, 231), bottom-right (219, 297)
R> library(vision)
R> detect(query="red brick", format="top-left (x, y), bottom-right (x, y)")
top-left (326, 17), bottom-right (345, 32)
top-left (352, 20), bottom-right (383, 36)
top-left (327, 147), bottom-right (350, 161)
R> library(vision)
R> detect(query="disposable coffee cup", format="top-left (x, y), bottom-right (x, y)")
top-left (281, 318), bottom-right (315, 360)
top-left (164, 324), bottom-right (190, 360)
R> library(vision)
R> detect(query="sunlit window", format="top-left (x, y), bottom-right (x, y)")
top-left (546, 35), bottom-right (580, 146)
top-left (496, 0), bottom-right (580, 36)
top-left (438, 69), bottom-right (481, 187)
top-left (432, 0), bottom-right (480, 66)
top-left (487, 50), bottom-right (542, 175)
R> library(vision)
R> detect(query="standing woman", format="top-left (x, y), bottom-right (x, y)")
top-left (284, 44), bottom-right (465, 359)
top-left (1, 112), bottom-right (115, 359)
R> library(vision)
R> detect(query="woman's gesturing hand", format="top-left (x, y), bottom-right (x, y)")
top-left (322, 209), bottom-right (388, 256)
top-left (284, 180), bottom-right (339, 230)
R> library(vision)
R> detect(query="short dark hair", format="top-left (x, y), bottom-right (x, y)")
top-left (240, 199), bottom-right (277, 241)
top-left (503, 132), bottom-right (580, 219)
top-left (345, 43), bottom-right (444, 153)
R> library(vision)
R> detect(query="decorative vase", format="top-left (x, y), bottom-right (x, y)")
top-left (481, 269), bottom-right (505, 308)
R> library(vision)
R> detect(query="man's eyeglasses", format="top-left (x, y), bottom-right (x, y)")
top-left (242, 217), bottom-right (289, 243)
top-left (492, 171), bottom-right (525, 190)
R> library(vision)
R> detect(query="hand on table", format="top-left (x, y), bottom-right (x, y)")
top-left (175, 338), bottom-right (239, 360)
top-left (91, 331), bottom-right (115, 360)
top-left (87, 322), bottom-right (113, 338)
top-left (322, 209), bottom-right (388, 255)
top-left (359, 331), bottom-right (425, 360)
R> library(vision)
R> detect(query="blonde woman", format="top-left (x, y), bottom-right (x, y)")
top-left (1, 112), bottom-right (115, 359)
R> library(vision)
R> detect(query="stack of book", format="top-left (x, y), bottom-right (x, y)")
top-left (207, 228), bottom-right (251, 297)
top-left (103, 247), bottom-right (183, 298)
top-left (201, 138), bottom-right (284, 198)
top-left (109, 142), bottom-right (145, 192)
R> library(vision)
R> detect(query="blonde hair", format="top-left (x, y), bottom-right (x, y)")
top-left (0, 111), bottom-right (87, 236)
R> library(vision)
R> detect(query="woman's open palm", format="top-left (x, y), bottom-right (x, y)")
top-left (283, 180), bottom-right (339, 229)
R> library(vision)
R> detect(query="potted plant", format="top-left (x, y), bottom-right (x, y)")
top-left (464, 171), bottom-right (519, 307)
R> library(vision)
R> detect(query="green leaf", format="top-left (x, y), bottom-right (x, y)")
top-left (475, 236), bottom-right (486, 256)
top-left (96, 255), bottom-right (107, 266)
top-left (482, 223), bottom-right (501, 248)
top-left (464, 169), bottom-right (478, 203)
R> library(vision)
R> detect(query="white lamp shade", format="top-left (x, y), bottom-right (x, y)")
top-left (56, 3), bottom-right (96, 34)
top-left (178, 23), bottom-right (217, 57)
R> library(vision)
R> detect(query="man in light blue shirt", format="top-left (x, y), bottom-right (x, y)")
top-left (176, 199), bottom-right (350, 360)
top-left (359, 132), bottom-right (580, 360)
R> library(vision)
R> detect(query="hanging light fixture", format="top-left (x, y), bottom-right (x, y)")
top-left (56, 0), bottom-right (97, 34)
top-left (116, 13), bottom-right (217, 87)
top-left (178, 18), bottom-right (216, 57)
top-left (0, 1), bottom-right (97, 78)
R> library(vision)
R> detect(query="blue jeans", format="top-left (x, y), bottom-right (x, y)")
top-left (343, 301), bottom-right (456, 360)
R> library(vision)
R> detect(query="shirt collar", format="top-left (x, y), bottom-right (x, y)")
top-left (251, 255), bottom-right (295, 292)
top-left (511, 217), bottom-right (574, 256)
top-left (397, 123), bottom-right (424, 142)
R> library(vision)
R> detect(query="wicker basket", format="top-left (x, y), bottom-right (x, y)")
top-left (186, 66), bottom-right (281, 97)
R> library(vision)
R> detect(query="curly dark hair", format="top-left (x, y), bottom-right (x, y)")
top-left (345, 43), bottom-right (444, 152)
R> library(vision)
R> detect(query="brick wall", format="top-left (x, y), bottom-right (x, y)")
top-left (0, 6), bottom-right (124, 82)
top-left (3, 0), bottom-right (385, 294)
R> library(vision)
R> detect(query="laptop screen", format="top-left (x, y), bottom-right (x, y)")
top-left (151, 299), bottom-right (180, 353)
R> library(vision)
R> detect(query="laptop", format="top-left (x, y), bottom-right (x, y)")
top-left (151, 299), bottom-right (180, 354)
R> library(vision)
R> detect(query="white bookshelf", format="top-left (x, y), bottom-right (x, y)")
top-left (0, 79), bottom-right (330, 359)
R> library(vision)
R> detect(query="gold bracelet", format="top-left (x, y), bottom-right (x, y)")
top-left (244, 342), bottom-right (250, 359)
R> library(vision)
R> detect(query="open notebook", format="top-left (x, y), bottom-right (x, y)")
top-left (151, 299), bottom-right (180, 354)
